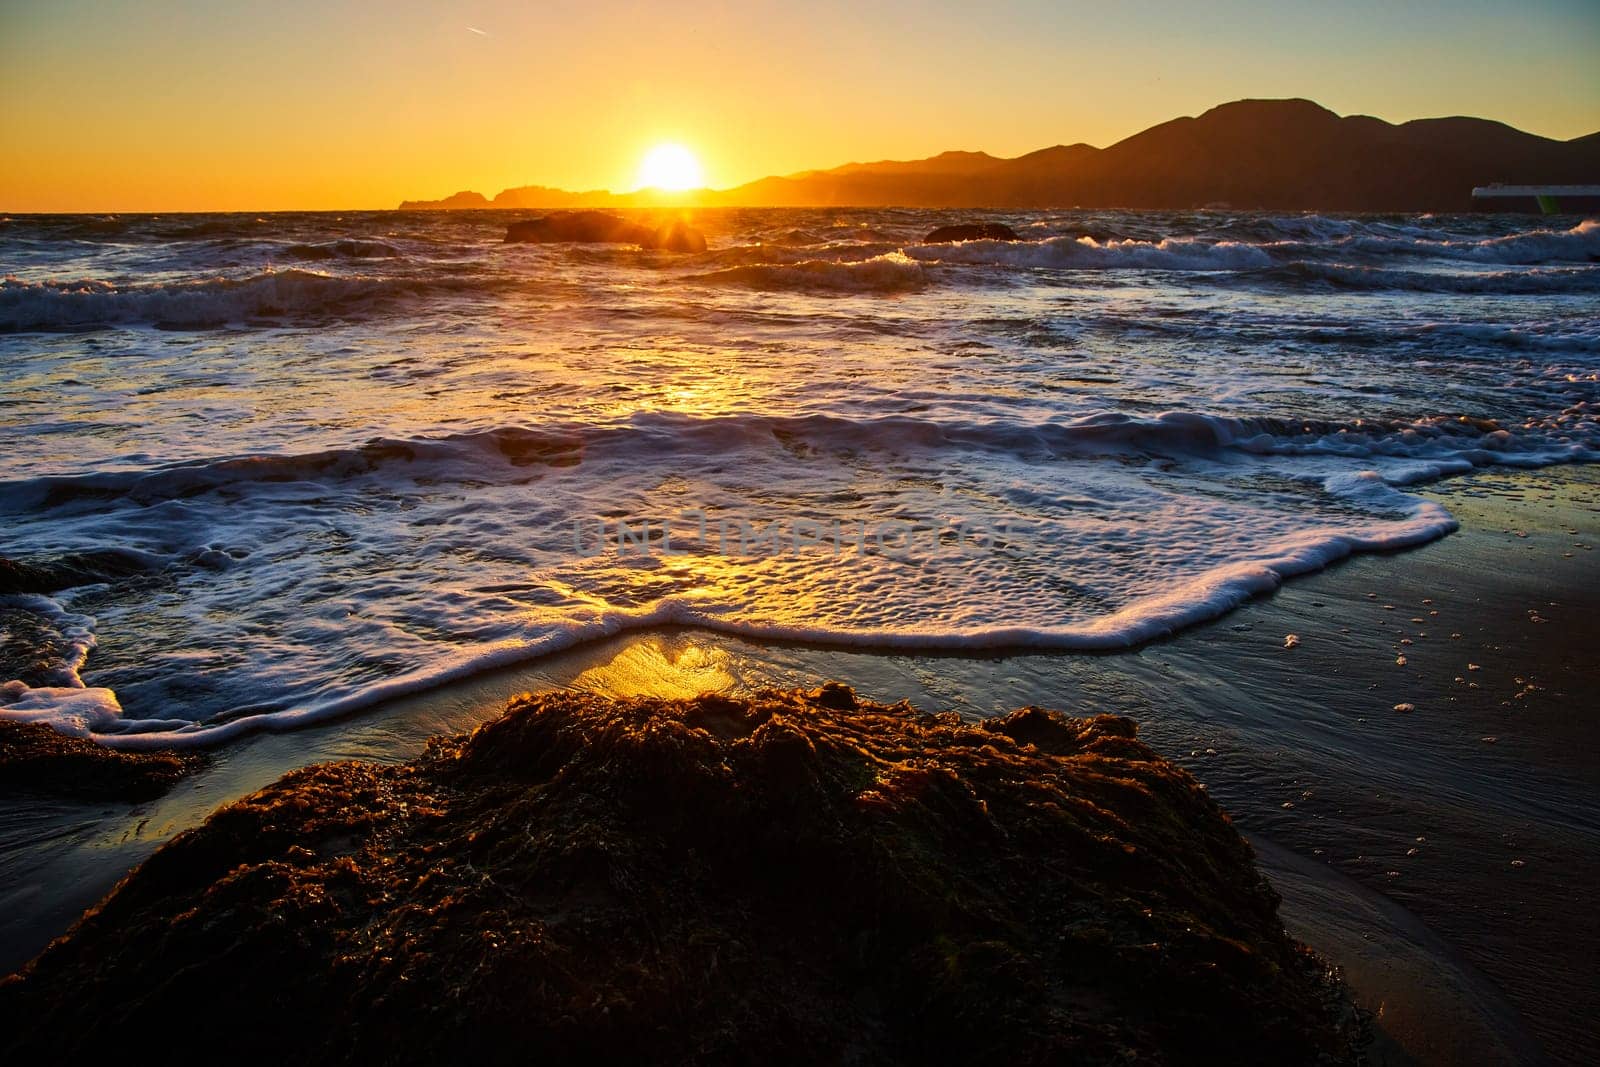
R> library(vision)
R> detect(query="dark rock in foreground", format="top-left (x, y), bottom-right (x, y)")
top-left (0, 719), bottom-right (200, 801)
top-left (505, 211), bottom-right (707, 252)
top-left (0, 685), bottom-right (1360, 1064)
top-left (923, 222), bottom-right (1020, 242)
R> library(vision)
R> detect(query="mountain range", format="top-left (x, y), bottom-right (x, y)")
top-left (398, 98), bottom-right (1600, 213)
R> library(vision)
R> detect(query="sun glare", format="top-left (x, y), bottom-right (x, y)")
top-left (637, 144), bottom-right (704, 192)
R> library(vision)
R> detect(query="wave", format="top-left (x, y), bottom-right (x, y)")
top-left (1325, 218), bottom-right (1600, 265)
top-left (157, 218), bottom-right (275, 238)
top-left (763, 228), bottom-right (825, 246)
top-left (0, 594), bottom-right (126, 738)
top-left (905, 234), bottom-right (1275, 271)
top-left (6, 407), bottom-right (1589, 517)
top-left (898, 219), bottom-right (1600, 275)
top-left (1125, 314), bottom-right (1600, 355)
top-left (692, 252), bottom-right (929, 293)
top-left (1198, 215), bottom-right (1600, 262)
top-left (0, 593), bottom-right (98, 688)
top-left (0, 268), bottom-right (507, 330)
top-left (1231, 262), bottom-right (1600, 294)
top-left (1408, 321), bottom-right (1600, 354)
top-left (0, 429), bottom-right (573, 513)
top-left (0, 478), bottom-right (1461, 751)
top-left (281, 239), bottom-right (405, 261)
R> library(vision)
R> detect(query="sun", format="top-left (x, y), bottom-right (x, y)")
top-left (637, 144), bottom-right (704, 192)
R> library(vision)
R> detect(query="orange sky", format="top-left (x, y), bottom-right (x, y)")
top-left (3, 0), bottom-right (1598, 212)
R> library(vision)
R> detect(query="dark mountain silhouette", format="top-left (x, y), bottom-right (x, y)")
top-left (398, 99), bottom-right (1600, 212)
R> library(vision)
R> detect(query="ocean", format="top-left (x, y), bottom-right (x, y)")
top-left (1, 208), bottom-right (1597, 747)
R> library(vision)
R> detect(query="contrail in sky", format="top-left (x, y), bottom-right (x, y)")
top-left (467, 27), bottom-right (488, 36)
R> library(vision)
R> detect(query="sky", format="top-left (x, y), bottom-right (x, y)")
top-left (2, 0), bottom-right (1598, 211)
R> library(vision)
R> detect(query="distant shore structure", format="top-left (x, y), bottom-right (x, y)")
top-left (1471, 184), bottom-right (1600, 214)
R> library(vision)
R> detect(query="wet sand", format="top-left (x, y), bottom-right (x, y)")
top-left (2, 463), bottom-right (1595, 1064)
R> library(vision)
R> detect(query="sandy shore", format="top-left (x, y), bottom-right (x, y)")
top-left (1, 463), bottom-right (1595, 1063)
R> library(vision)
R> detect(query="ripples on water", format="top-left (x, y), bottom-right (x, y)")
top-left (0, 208), bottom-right (1596, 745)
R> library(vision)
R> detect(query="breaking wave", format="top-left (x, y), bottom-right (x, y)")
top-left (1324, 218), bottom-right (1600, 265)
top-left (6, 408), bottom-right (1590, 518)
top-left (1232, 262), bottom-right (1600, 294)
top-left (0, 269), bottom-right (507, 330)
top-left (281, 239), bottom-right (405, 261)
top-left (905, 234), bottom-right (1276, 271)
top-left (692, 252), bottom-right (929, 293)
top-left (903, 219), bottom-right (1600, 275)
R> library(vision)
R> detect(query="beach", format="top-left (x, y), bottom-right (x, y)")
top-left (3, 461), bottom-right (1594, 1062)
top-left (6, 0), bottom-right (1600, 1054)
top-left (3, 204), bottom-right (1599, 1062)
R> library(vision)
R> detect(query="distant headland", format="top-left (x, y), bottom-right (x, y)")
top-left (399, 98), bottom-right (1600, 214)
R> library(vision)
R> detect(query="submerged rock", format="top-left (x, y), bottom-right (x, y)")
top-left (0, 550), bottom-right (153, 596)
top-left (0, 719), bottom-right (200, 801)
top-left (648, 217), bottom-right (709, 254)
top-left (504, 211), bottom-right (707, 252)
top-left (923, 222), bottom-right (1019, 243)
top-left (0, 686), bottom-right (1360, 1064)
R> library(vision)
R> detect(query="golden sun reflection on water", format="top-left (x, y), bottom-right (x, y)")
top-left (585, 348), bottom-right (759, 422)
top-left (569, 636), bottom-right (738, 700)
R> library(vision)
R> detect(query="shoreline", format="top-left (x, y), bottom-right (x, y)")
top-left (1, 462), bottom-right (1595, 1062)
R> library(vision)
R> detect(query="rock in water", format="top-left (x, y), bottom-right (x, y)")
top-left (649, 217), bottom-right (708, 253)
top-left (504, 210), bottom-right (643, 244)
top-left (0, 719), bottom-right (201, 801)
top-left (923, 222), bottom-right (1019, 243)
top-left (0, 550), bottom-right (153, 595)
top-left (0, 687), bottom-right (1361, 1065)
top-left (504, 211), bottom-right (705, 252)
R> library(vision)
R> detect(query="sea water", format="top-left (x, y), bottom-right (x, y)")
top-left (1, 208), bottom-right (1596, 746)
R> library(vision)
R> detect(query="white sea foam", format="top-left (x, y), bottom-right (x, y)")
top-left (0, 594), bottom-right (98, 684)
top-left (0, 682), bottom-right (125, 737)
top-left (900, 218), bottom-right (1600, 280)
top-left (0, 594), bottom-right (124, 737)
top-left (8, 482), bottom-right (1457, 752)
top-left (904, 234), bottom-right (1275, 271)
top-left (691, 252), bottom-right (928, 293)
top-left (1332, 218), bottom-right (1600, 265)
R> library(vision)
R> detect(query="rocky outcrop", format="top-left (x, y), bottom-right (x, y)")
top-left (0, 685), bottom-right (1360, 1064)
top-left (504, 211), bottom-right (707, 252)
top-left (0, 719), bottom-right (200, 801)
top-left (397, 190), bottom-right (490, 211)
top-left (923, 222), bottom-right (1020, 242)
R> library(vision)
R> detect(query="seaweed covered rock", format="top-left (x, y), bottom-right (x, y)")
top-left (0, 718), bottom-right (201, 800)
top-left (923, 222), bottom-right (1019, 243)
top-left (505, 211), bottom-right (707, 252)
top-left (0, 686), bottom-right (1360, 1064)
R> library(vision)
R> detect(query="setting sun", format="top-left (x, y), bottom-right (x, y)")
top-left (636, 144), bottom-right (704, 191)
